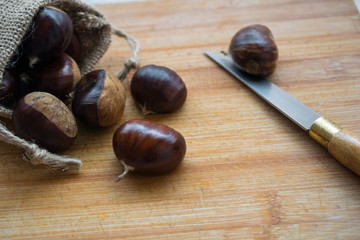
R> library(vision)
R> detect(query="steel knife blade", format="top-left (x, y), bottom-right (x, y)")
top-left (204, 49), bottom-right (360, 176)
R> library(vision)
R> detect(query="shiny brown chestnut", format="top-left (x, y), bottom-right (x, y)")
top-left (112, 119), bottom-right (186, 180)
top-left (65, 31), bottom-right (82, 62)
top-left (0, 70), bottom-right (18, 106)
top-left (23, 7), bottom-right (73, 68)
top-left (130, 65), bottom-right (187, 115)
top-left (72, 69), bottom-right (126, 128)
top-left (30, 53), bottom-right (81, 100)
top-left (12, 92), bottom-right (78, 153)
top-left (229, 24), bottom-right (278, 76)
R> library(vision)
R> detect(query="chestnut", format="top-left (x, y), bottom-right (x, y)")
top-left (229, 24), bottom-right (278, 76)
top-left (12, 92), bottom-right (78, 153)
top-left (0, 70), bottom-right (18, 106)
top-left (65, 31), bottom-right (82, 62)
top-left (23, 7), bottom-right (73, 68)
top-left (30, 53), bottom-right (81, 100)
top-left (113, 119), bottom-right (186, 180)
top-left (72, 69), bottom-right (126, 128)
top-left (130, 65), bottom-right (187, 115)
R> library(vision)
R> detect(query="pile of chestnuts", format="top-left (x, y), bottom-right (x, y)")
top-left (1, 7), bottom-right (277, 181)
top-left (2, 6), bottom-right (127, 153)
top-left (1, 6), bottom-right (188, 179)
top-left (112, 64), bottom-right (188, 180)
top-left (2, 6), bottom-right (84, 153)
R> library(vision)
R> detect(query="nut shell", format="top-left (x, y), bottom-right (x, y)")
top-left (229, 24), bottom-right (278, 76)
top-left (72, 69), bottom-right (126, 128)
top-left (12, 92), bottom-right (78, 153)
top-left (65, 31), bottom-right (82, 62)
top-left (23, 7), bottom-right (73, 68)
top-left (113, 119), bottom-right (186, 175)
top-left (31, 53), bottom-right (81, 100)
top-left (130, 65), bottom-right (187, 114)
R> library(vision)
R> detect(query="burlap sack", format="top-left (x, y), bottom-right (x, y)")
top-left (0, 0), bottom-right (140, 171)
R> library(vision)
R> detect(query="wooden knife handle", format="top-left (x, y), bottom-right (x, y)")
top-left (328, 129), bottom-right (360, 176)
top-left (309, 116), bottom-right (360, 176)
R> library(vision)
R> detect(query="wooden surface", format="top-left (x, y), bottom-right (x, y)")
top-left (1, 0), bottom-right (360, 239)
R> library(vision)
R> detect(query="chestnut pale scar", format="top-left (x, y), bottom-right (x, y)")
top-left (71, 57), bottom-right (81, 88)
top-left (97, 73), bottom-right (126, 127)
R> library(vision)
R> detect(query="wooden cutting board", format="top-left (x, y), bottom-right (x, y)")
top-left (1, 0), bottom-right (360, 239)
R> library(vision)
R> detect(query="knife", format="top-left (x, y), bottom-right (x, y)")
top-left (204, 50), bottom-right (360, 176)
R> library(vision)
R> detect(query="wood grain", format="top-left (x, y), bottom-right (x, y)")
top-left (1, 0), bottom-right (360, 239)
top-left (328, 129), bottom-right (360, 176)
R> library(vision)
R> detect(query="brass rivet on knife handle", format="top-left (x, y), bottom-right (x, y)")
top-left (309, 116), bottom-right (341, 148)
top-left (310, 116), bottom-right (360, 176)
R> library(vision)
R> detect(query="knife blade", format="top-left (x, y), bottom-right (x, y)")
top-left (204, 49), bottom-right (360, 176)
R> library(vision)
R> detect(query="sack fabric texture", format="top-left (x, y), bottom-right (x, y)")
top-left (0, 0), bottom-right (140, 171)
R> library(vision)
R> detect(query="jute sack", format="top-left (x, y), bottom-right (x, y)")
top-left (0, 0), bottom-right (140, 171)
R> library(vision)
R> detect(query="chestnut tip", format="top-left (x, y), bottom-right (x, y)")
top-left (116, 160), bottom-right (135, 182)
